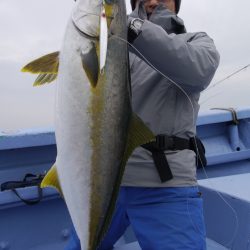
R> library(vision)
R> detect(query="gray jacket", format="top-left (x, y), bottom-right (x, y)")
top-left (121, 3), bottom-right (220, 187)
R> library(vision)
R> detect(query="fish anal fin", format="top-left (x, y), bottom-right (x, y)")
top-left (126, 112), bottom-right (155, 158)
top-left (21, 51), bottom-right (59, 74)
top-left (81, 45), bottom-right (99, 88)
top-left (112, 112), bottom-right (155, 194)
top-left (41, 164), bottom-right (63, 196)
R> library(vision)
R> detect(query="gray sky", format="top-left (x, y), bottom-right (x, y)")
top-left (0, 0), bottom-right (250, 131)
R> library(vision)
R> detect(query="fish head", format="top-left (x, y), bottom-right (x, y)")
top-left (72, 0), bottom-right (127, 77)
top-left (72, 0), bottom-right (126, 37)
top-left (72, 0), bottom-right (103, 37)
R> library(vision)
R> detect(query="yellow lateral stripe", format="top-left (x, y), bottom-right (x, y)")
top-left (104, 3), bottom-right (113, 27)
top-left (88, 59), bottom-right (106, 249)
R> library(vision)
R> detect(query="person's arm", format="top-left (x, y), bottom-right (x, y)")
top-left (130, 20), bottom-right (220, 92)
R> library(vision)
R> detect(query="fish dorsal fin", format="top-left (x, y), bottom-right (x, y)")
top-left (21, 51), bottom-right (59, 86)
top-left (22, 51), bottom-right (59, 74)
top-left (96, 112), bottom-right (155, 246)
top-left (33, 73), bottom-right (57, 86)
top-left (81, 44), bottom-right (99, 88)
top-left (40, 164), bottom-right (62, 195)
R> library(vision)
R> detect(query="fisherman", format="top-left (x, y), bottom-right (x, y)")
top-left (66, 0), bottom-right (220, 249)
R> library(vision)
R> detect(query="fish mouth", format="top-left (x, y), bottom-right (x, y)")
top-left (72, 10), bottom-right (100, 38)
top-left (71, 1), bottom-right (118, 88)
top-left (71, 1), bottom-right (116, 38)
top-left (73, 21), bottom-right (99, 40)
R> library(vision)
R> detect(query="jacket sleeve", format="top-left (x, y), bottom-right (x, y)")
top-left (131, 20), bottom-right (220, 92)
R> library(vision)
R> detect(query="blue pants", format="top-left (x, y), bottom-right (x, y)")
top-left (65, 186), bottom-right (206, 250)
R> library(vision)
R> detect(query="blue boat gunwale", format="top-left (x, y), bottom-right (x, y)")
top-left (1, 107), bottom-right (250, 249)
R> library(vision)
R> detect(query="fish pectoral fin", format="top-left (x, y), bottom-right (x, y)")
top-left (41, 164), bottom-right (63, 195)
top-left (21, 51), bottom-right (59, 86)
top-left (81, 45), bottom-right (99, 88)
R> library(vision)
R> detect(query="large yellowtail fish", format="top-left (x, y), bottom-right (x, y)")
top-left (22, 0), bottom-right (154, 249)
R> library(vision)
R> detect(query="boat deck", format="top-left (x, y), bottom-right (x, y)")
top-left (1, 107), bottom-right (250, 249)
top-left (114, 239), bottom-right (228, 250)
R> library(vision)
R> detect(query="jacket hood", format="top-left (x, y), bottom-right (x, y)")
top-left (131, 0), bottom-right (182, 14)
top-left (130, 1), bottom-right (186, 35)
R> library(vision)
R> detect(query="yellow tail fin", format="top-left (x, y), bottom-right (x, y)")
top-left (41, 164), bottom-right (63, 196)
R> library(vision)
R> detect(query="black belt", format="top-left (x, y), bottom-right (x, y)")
top-left (141, 135), bottom-right (192, 183)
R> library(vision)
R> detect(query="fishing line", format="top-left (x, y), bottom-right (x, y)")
top-left (199, 91), bottom-right (223, 106)
top-left (206, 63), bottom-right (250, 92)
top-left (113, 36), bottom-right (196, 131)
top-left (115, 35), bottom-right (207, 239)
top-left (113, 34), bottom-right (239, 246)
top-left (196, 152), bottom-right (239, 248)
top-left (201, 63), bottom-right (250, 113)
top-left (77, 6), bottom-right (239, 245)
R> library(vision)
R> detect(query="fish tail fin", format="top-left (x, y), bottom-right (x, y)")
top-left (41, 163), bottom-right (63, 195)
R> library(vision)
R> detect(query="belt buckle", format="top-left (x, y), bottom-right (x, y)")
top-left (156, 135), bottom-right (174, 150)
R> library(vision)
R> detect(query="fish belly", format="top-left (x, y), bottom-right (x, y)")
top-left (56, 20), bottom-right (94, 249)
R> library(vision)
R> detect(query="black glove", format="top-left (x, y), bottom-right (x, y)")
top-left (127, 17), bottom-right (144, 44)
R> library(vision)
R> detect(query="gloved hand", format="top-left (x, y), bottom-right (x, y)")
top-left (126, 0), bottom-right (147, 43)
top-left (109, 16), bottom-right (134, 35)
top-left (127, 17), bottom-right (144, 44)
top-left (109, 15), bottom-right (143, 44)
top-left (149, 3), bottom-right (186, 34)
top-left (127, 16), bottom-right (134, 27)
